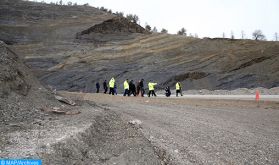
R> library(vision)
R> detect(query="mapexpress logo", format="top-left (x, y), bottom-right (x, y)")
top-left (0, 160), bottom-right (42, 165)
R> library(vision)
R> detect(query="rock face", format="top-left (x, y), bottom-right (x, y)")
top-left (40, 36), bottom-right (279, 92)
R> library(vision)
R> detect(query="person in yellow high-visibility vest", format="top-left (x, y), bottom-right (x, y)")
top-left (123, 79), bottom-right (130, 96)
top-left (176, 82), bottom-right (183, 97)
top-left (148, 81), bottom-right (157, 97)
top-left (109, 77), bottom-right (115, 95)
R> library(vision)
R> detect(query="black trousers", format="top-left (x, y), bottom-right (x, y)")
top-left (104, 87), bottom-right (108, 94)
top-left (109, 87), bottom-right (114, 95)
top-left (130, 90), bottom-right (136, 96)
top-left (176, 90), bottom-right (183, 96)
top-left (123, 89), bottom-right (129, 96)
top-left (165, 91), bottom-right (171, 97)
top-left (148, 90), bottom-right (156, 97)
top-left (96, 88), bottom-right (100, 93)
top-left (140, 88), bottom-right (145, 97)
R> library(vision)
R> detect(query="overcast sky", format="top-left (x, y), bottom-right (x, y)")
top-left (36, 0), bottom-right (279, 40)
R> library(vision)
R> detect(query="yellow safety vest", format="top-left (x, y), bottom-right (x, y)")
top-left (124, 80), bottom-right (129, 90)
top-left (148, 82), bottom-right (157, 90)
top-left (176, 82), bottom-right (181, 90)
top-left (109, 78), bottom-right (115, 88)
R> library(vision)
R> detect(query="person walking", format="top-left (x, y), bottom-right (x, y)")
top-left (114, 83), bottom-right (118, 95)
top-left (136, 80), bottom-right (141, 96)
top-left (109, 77), bottom-right (115, 95)
top-left (139, 79), bottom-right (145, 97)
top-left (176, 82), bottom-right (183, 97)
top-left (96, 82), bottom-right (100, 93)
top-left (165, 86), bottom-right (171, 97)
top-left (129, 80), bottom-right (136, 96)
top-left (123, 79), bottom-right (130, 96)
top-left (103, 80), bottom-right (108, 94)
top-left (148, 80), bottom-right (157, 97)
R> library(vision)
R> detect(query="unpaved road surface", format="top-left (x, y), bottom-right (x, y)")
top-left (63, 92), bottom-right (279, 164)
top-left (155, 94), bottom-right (279, 101)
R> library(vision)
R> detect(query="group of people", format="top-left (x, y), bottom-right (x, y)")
top-left (165, 82), bottom-right (183, 97)
top-left (95, 77), bottom-right (183, 97)
top-left (96, 78), bottom-right (145, 97)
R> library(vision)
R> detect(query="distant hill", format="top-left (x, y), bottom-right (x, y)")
top-left (1, 0), bottom-right (278, 92)
top-left (0, 0), bottom-right (113, 43)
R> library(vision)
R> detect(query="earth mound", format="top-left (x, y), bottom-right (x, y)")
top-left (79, 17), bottom-right (148, 34)
top-left (76, 17), bottom-right (149, 42)
top-left (0, 41), bottom-right (59, 127)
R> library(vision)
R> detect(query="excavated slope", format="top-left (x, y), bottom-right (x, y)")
top-left (41, 34), bottom-right (279, 92)
top-left (0, 41), bottom-right (163, 164)
top-left (1, 0), bottom-right (279, 93)
top-left (0, 41), bottom-right (59, 127)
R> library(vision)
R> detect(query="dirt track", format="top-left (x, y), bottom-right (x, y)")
top-left (62, 92), bottom-right (279, 164)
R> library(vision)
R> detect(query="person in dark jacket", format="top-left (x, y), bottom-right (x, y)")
top-left (103, 80), bottom-right (108, 94)
top-left (129, 80), bottom-right (136, 96)
top-left (165, 86), bottom-right (171, 97)
top-left (139, 79), bottom-right (145, 97)
top-left (136, 80), bottom-right (140, 96)
top-left (96, 82), bottom-right (100, 93)
top-left (114, 83), bottom-right (118, 95)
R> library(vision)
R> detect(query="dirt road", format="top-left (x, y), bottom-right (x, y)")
top-left (155, 94), bottom-right (279, 101)
top-left (63, 92), bottom-right (279, 164)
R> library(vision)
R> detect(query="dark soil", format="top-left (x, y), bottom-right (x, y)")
top-left (0, 41), bottom-right (59, 127)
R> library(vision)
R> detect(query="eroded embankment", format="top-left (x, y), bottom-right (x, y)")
top-left (38, 109), bottom-right (163, 165)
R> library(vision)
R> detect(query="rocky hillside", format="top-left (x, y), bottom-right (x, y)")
top-left (44, 34), bottom-right (279, 91)
top-left (0, 41), bottom-right (60, 128)
top-left (1, 0), bottom-right (279, 92)
top-left (0, 0), bottom-right (113, 43)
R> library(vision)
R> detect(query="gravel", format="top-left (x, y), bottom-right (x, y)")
top-left (78, 93), bottom-right (279, 165)
top-left (0, 42), bottom-right (163, 164)
top-left (157, 87), bottom-right (279, 95)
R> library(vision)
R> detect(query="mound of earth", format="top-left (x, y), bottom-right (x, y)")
top-left (78, 17), bottom-right (148, 34)
top-left (76, 17), bottom-right (149, 42)
top-left (0, 41), bottom-right (60, 128)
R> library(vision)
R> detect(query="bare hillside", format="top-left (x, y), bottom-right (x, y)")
top-left (0, 41), bottom-right (60, 132)
top-left (63, 33), bottom-right (279, 91)
top-left (0, 0), bottom-right (113, 43)
top-left (1, 0), bottom-right (279, 92)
